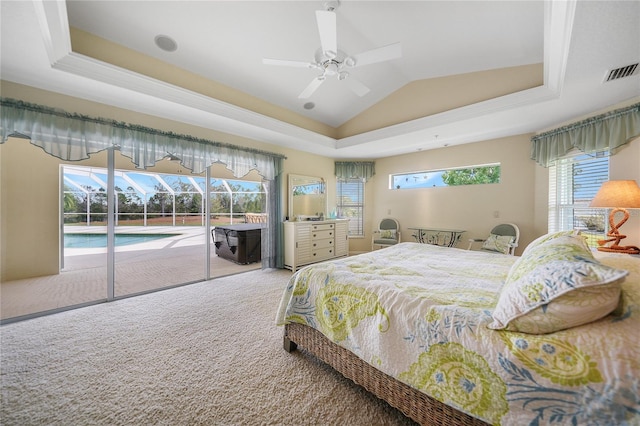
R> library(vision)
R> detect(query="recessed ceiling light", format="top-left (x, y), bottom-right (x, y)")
top-left (303, 102), bottom-right (315, 110)
top-left (154, 35), bottom-right (177, 52)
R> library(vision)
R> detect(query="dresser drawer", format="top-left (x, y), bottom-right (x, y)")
top-left (311, 247), bottom-right (334, 260)
top-left (311, 223), bottom-right (335, 232)
top-left (311, 229), bottom-right (334, 240)
top-left (311, 238), bottom-right (334, 250)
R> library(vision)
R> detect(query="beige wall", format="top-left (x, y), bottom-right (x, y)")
top-left (364, 134), bottom-right (536, 255)
top-left (2, 80), bottom-right (638, 280)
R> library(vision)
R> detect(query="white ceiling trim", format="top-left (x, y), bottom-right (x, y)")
top-left (31, 0), bottom-right (576, 159)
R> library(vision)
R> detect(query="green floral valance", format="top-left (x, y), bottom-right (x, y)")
top-left (335, 161), bottom-right (375, 182)
top-left (0, 98), bottom-right (285, 180)
top-left (531, 102), bottom-right (640, 167)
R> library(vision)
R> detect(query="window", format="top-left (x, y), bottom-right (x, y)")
top-left (549, 151), bottom-right (609, 247)
top-left (336, 178), bottom-right (364, 237)
top-left (390, 163), bottom-right (500, 189)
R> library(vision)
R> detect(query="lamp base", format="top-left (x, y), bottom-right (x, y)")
top-left (596, 245), bottom-right (640, 255)
top-left (595, 207), bottom-right (640, 254)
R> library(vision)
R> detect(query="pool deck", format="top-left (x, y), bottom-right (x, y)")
top-left (1, 226), bottom-right (269, 321)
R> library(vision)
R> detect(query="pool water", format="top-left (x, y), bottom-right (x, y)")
top-left (64, 233), bottom-right (176, 248)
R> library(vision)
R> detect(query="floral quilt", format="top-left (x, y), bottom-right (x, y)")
top-left (275, 242), bottom-right (640, 425)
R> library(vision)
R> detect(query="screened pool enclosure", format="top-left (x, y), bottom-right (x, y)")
top-left (63, 165), bottom-right (267, 226)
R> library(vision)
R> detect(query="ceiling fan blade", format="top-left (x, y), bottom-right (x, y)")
top-left (351, 42), bottom-right (402, 68)
top-left (298, 77), bottom-right (325, 99)
top-left (262, 58), bottom-right (315, 68)
top-left (316, 10), bottom-right (337, 58)
top-left (345, 76), bottom-right (370, 97)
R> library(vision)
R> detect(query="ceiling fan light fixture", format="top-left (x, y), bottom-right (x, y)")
top-left (324, 61), bottom-right (340, 76)
top-left (262, 0), bottom-right (399, 99)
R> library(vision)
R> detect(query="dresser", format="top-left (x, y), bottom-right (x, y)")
top-left (284, 219), bottom-right (348, 272)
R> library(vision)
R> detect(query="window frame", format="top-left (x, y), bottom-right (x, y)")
top-left (389, 163), bottom-right (501, 189)
top-left (336, 177), bottom-right (365, 238)
top-left (548, 150), bottom-right (609, 247)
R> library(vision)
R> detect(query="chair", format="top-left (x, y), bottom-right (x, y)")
top-left (467, 223), bottom-right (520, 255)
top-left (372, 218), bottom-right (401, 250)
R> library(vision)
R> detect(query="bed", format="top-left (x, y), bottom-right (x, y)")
top-left (275, 234), bottom-right (640, 425)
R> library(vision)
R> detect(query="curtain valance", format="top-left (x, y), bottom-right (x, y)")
top-left (531, 102), bottom-right (640, 167)
top-left (335, 161), bottom-right (375, 182)
top-left (0, 98), bottom-right (285, 180)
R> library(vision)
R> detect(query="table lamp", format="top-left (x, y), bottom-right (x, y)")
top-left (589, 180), bottom-right (640, 254)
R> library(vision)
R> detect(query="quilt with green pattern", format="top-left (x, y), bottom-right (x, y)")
top-left (275, 242), bottom-right (640, 425)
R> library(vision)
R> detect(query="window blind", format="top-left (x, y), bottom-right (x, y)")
top-left (549, 150), bottom-right (609, 245)
top-left (336, 178), bottom-right (364, 237)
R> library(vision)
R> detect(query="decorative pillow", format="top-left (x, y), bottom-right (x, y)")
top-left (481, 234), bottom-right (514, 254)
top-left (380, 229), bottom-right (396, 239)
top-left (489, 234), bottom-right (628, 334)
top-left (521, 229), bottom-right (581, 256)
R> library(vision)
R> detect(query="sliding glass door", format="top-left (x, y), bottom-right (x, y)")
top-left (112, 161), bottom-right (208, 297)
top-left (1, 140), bottom-right (265, 322)
top-left (1, 99), bottom-right (283, 323)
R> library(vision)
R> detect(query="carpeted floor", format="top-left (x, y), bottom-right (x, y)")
top-left (0, 268), bottom-right (416, 425)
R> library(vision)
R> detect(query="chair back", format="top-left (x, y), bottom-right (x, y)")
top-left (490, 223), bottom-right (519, 242)
top-left (379, 218), bottom-right (399, 231)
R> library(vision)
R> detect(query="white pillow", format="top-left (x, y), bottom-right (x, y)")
top-left (489, 234), bottom-right (627, 334)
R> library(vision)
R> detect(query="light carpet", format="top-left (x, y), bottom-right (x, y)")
top-left (1, 268), bottom-right (415, 425)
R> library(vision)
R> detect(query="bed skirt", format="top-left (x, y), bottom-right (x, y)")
top-left (284, 323), bottom-right (489, 426)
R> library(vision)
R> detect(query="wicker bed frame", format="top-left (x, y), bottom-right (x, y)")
top-left (284, 323), bottom-right (489, 426)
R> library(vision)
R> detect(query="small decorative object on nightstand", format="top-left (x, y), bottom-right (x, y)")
top-left (589, 180), bottom-right (640, 254)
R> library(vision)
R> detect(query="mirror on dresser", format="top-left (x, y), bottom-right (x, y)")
top-left (288, 174), bottom-right (327, 221)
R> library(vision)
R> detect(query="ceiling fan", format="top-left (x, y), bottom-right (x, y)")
top-left (262, 1), bottom-right (402, 99)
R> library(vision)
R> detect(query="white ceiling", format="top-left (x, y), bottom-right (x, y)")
top-left (1, 1), bottom-right (639, 159)
top-left (65, 0), bottom-right (544, 128)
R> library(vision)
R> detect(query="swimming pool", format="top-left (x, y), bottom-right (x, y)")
top-left (64, 233), bottom-right (177, 248)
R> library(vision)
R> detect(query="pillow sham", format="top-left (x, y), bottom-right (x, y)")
top-left (521, 229), bottom-right (581, 256)
top-left (489, 234), bottom-right (628, 334)
top-left (380, 229), bottom-right (396, 239)
top-left (481, 234), bottom-right (514, 254)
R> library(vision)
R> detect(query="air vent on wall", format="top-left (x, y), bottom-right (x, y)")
top-left (604, 63), bottom-right (639, 82)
